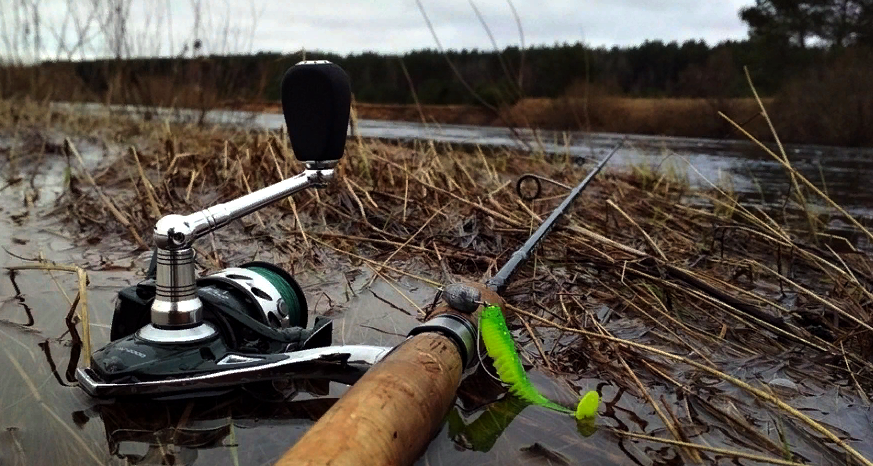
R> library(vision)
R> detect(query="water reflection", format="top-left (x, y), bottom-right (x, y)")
top-left (38, 339), bottom-right (79, 386)
top-left (6, 270), bottom-right (35, 327)
top-left (74, 384), bottom-right (337, 466)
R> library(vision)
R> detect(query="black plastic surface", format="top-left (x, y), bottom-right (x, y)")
top-left (111, 282), bottom-right (154, 341)
top-left (281, 61), bottom-right (352, 163)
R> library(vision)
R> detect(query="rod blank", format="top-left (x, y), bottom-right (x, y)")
top-left (485, 140), bottom-right (624, 293)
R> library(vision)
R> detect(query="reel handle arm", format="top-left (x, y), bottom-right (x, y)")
top-left (153, 168), bottom-right (329, 250)
top-left (145, 59), bottom-right (351, 332)
top-left (153, 59), bottom-right (352, 251)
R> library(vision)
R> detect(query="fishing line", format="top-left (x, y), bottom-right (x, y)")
top-left (248, 266), bottom-right (303, 327)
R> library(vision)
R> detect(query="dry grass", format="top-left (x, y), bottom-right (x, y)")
top-left (4, 99), bottom-right (873, 465)
top-left (353, 103), bottom-right (494, 127)
top-left (503, 96), bottom-right (770, 139)
top-left (769, 49), bottom-right (873, 147)
top-left (243, 97), bottom-right (771, 141)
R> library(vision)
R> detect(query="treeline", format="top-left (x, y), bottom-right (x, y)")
top-left (3, 39), bottom-right (834, 107)
top-left (1, 0), bottom-right (871, 145)
top-left (281, 39), bottom-right (828, 105)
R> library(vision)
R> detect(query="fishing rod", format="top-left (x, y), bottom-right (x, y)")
top-left (486, 140), bottom-right (623, 294)
top-left (283, 142), bottom-right (620, 466)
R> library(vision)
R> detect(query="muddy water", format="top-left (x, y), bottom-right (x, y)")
top-left (3, 128), bottom-right (873, 465)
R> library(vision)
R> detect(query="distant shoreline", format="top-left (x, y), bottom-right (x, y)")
top-left (240, 97), bottom-right (777, 143)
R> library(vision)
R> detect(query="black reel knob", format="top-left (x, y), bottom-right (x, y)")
top-left (281, 60), bottom-right (352, 166)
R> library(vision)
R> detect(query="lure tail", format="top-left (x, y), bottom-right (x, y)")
top-left (479, 304), bottom-right (599, 420)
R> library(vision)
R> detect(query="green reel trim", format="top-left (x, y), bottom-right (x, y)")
top-left (247, 265), bottom-right (306, 328)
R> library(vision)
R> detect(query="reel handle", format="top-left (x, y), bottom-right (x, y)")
top-left (153, 60), bottom-right (352, 251)
top-left (146, 61), bottom-right (351, 332)
top-left (281, 60), bottom-right (352, 168)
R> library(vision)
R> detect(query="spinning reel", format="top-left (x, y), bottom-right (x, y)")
top-left (76, 61), bottom-right (392, 398)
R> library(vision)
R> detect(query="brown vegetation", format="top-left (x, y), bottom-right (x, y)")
top-left (350, 62), bottom-right (873, 147)
top-left (243, 101), bottom-right (496, 127)
top-left (770, 49), bottom-right (873, 147)
top-left (247, 97), bottom-right (772, 141)
top-left (503, 96), bottom-right (770, 139)
top-left (3, 53), bottom-right (870, 146)
top-left (354, 103), bottom-right (493, 126)
top-left (4, 98), bottom-right (871, 463)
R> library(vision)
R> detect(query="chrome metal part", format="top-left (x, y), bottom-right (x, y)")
top-left (152, 169), bottom-right (328, 251)
top-left (216, 354), bottom-right (264, 365)
top-left (76, 345), bottom-right (391, 397)
top-left (148, 168), bottom-right (334, 330)
top-left (137, 322), bottom-right (218, 344)
top-left (408, 314), bottom-right (476, 369)
top-left (193, 169), bottom-right (327, 237)
top-left (150, 247), bottom-right (203, 327)
top-left (205, 267), bottom-right (289, 327)
top-left (304, 160), bottom-right (340, 172)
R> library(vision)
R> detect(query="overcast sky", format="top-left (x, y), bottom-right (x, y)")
top-left (254, 0), bottom-right (754, 54)
top-left (2, 0), bottom-right (755, 60)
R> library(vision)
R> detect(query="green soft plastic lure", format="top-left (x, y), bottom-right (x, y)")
top-left (480, 304), bottom-right (599, 420)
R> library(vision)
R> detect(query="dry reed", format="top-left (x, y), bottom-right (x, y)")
top-left (5, 99), bottom-right (873, 465)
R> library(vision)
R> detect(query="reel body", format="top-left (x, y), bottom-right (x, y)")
top-left (109, 261), bottom-right (320, 349)
top-left (76, 61), bottom-right (450, 401)
top-left (75, 60), bottom-right (363, 398)
top-left (84, 259), bottom-right (334, 394)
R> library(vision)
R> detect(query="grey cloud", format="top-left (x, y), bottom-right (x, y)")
top-left (251, 0), bottom-right (752, 54)
top-left (3, 0), bottom-right (754, 60)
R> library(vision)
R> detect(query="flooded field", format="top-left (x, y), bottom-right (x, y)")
top-left (55, 101), bottom-right (873, 220)
top-left (3, 108), bottom-right (873, 465)
top-left (0, 131), bottom-right (597, 465)
top-left (0, 166), bottom-right (602, 465)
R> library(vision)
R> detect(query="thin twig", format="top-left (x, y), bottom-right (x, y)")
top-left (130, 146), bottom-right (162, 219)
top-left (607, 199), bottom-right (667, 261)
top-left (610, 429), bottom-right (807, 466)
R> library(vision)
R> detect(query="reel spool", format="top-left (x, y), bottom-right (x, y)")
top-left (199, 261), bottom-right (308, 330)
top-left (109, 259), bottom-right (320, 353)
